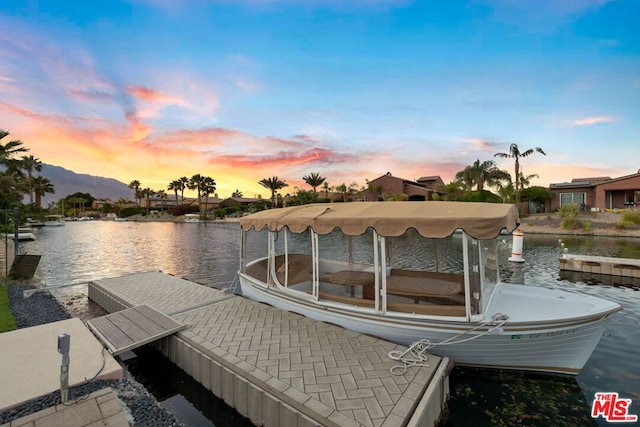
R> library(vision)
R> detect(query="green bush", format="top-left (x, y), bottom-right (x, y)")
top-left (621, 209), bottom-right (640, 225)
top-left (119, 206), bottom-right (143, 218)
top-left (616, 220), bottom-right (633, 230)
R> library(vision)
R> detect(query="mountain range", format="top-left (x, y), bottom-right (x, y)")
top-left (35, 164), bottom-right (134, 206)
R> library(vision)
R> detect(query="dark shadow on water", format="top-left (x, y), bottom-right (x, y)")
top-left (443, 367), bottom-right (597, 427)
top-left (559, 271), bottom-right (640, 290)
top-left (124, 346), bottom-right (254, 427)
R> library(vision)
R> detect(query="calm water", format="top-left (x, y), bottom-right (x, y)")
top-left (19, 221), bottom-right (640, 427)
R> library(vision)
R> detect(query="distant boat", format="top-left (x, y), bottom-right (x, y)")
top-left (26, 218), bottom-right (45, 227)
top-left (184, 213), bottom-right (200, 223)
top-left (44, 215), bottom-right (65, 226)
top-left (78, 216), bottom-right (93, 221)
top-left (114, 217), bottom-right (127, 222)
top-left (2, 232), bottom-right (36, 241)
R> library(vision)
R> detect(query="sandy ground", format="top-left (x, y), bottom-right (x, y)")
top-left (517, 211), bottom-right (640, 238)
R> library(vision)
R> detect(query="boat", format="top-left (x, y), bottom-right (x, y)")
top-left (44, 215), bottom-right (65, 226)
top-left (114, 217), bottom-right (127, 222)
top-left (26, 218), bottom-right (45, 227)
top-left (2, 232), bottom-right (36, 241)
top-left (184, 213), bottom-right (200, 223)
top-left (238, 201), bottom-right (622, 375)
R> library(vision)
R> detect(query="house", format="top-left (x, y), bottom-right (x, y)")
top-left (219, 197), bottom-right (264, 209)
top-left (547, 170), bottom-right (640, 211)
top-left (363, 173), bottom-right (443, 201)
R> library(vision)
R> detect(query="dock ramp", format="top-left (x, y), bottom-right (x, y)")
top-left (87, 304), bottom-right (186, 356)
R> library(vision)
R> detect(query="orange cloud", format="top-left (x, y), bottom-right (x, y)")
top-left (570, 116), bottom-right (617, 126)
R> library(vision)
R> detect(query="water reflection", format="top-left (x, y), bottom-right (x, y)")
top-left (21, 221), bottom-right (240, 288)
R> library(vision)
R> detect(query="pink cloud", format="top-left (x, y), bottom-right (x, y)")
top-left (570, 116), bottom-right (617, 126)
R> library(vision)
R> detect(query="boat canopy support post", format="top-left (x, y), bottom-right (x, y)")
top-left (267, 231), bottom-right (276, 286)
top-left (379, 234), bottom-right (388, 314)
top-left (310, 229), bottom-right (319, 299)
top-left (462, 232), bottom-right (473, 321)
top-left (373, 230), bottom-right (380, 312)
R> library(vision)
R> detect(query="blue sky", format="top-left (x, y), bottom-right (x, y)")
top-left (1, 0), bottom-right (638, 198)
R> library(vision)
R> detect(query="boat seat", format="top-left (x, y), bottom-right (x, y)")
top-left (245, 254), bottom-right (314, 285)
top-left (317, 292), bottom-right (465, 316)
top-left (275, 254), bottom-right (313, 285)
top-left (317, 292), bottom-right (375, 307)
top-left (387, 302), bottom-right (466, 316)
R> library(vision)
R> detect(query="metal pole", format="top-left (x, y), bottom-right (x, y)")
top-left (13, 207), bottom-right (19, 259)
top-left (58, 333), bottom-right (71, 403)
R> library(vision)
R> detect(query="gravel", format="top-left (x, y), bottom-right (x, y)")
top-left (0, 283), bottom-right (184, 427)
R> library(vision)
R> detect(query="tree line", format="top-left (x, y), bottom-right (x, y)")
top-left (128, 143), bottom-right (549, 214)
top-left (0, 129), bottom-right (55, 216)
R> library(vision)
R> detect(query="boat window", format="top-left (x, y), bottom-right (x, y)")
top-left (316, 229), bottom-right (375, 265)
top-left (387, 231), bottom-right (464, 275)
top-left (480, 240), bottom-right (499, 314)
top-left (381, 231), bottom-right (466, 316)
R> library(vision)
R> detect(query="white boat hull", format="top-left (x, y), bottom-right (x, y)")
top-left (239, 274), bottom-right (616, 374)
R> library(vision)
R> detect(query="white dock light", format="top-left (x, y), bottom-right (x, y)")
top-left (57, 333), bottom-right (70, 403)
top-left (508, 229), bottom-right (525, 263)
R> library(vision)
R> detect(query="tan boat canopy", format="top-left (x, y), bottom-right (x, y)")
top-left (239, 201), bottom-right (520, 239)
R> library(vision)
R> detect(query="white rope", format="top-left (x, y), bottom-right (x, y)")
top-left (224, 274), bottom-right (240, 294)
top-left (388, 313), bottom-right (509, 375)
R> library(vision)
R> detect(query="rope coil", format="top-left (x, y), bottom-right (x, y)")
top-left (388, 313), bottom-right (509, 375)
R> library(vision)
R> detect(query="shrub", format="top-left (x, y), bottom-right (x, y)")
top-left (558, 204), bottom-right (582, 229)
top-left (621, 209), bottom-right (640, 225)
top-left (616, 220), bottom-right (633, 230)
top-left (119, 206), bottom-right (143, 218)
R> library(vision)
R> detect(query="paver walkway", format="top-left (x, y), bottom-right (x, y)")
top-left (173, 296), bottom-right (437, 427)
top-left (91, 271), bottom-right (446, 427)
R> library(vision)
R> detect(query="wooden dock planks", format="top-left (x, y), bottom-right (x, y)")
top-left (87, 304), bottom-right (186, 356)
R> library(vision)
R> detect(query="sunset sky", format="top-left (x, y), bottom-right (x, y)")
top-left (1, 0), bottom-right (638, 199)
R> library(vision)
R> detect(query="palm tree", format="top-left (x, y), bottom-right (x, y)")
top-left (302, 172), bottom-right (326, 194)
top-left (21, 155), bottom-right (42, 204)
top-left (178, 176), bottom-right (189, 203)
top-left (33, 175), bottom-right (55, 209)
top-left (365, 180), bottom-right (383, 202)
top-left (157, 189), bottom-right (167, 209)
top-left (168, 180), bottom-right (181, 206)
top-left (232, 189), bottom-right (243, 198)
top-left (259, 176), bottom-right (288, 208)
top-left (0, 130), bottom-right (28, 164)
top-left (140, 188), bottom-right (154, 212)
top-left (188, 174), bottom-right (205, 210)
top-left (322, 182), bottom-right (331, 199)
top-left (456, 159), bottom-right (510, 192)
top-left (128, 180), bottom-right (141, 205)
top-left (494, 144), bottom-right (546, 203)
top-left (199, 176), bottom-right (217, 219)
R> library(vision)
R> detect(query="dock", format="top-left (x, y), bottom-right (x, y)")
top-left (560, 253), bottom-right (640, 278)
top-left (88, 271), bottom-right (451, 427)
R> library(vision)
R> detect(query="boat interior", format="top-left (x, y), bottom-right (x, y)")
top-left (245, 253), bottom-right (468, 316)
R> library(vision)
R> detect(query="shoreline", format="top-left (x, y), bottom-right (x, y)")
top-left (119, 212), bottom-right (640, 238)
top-left (517, 212), bottom-right (640, 239)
